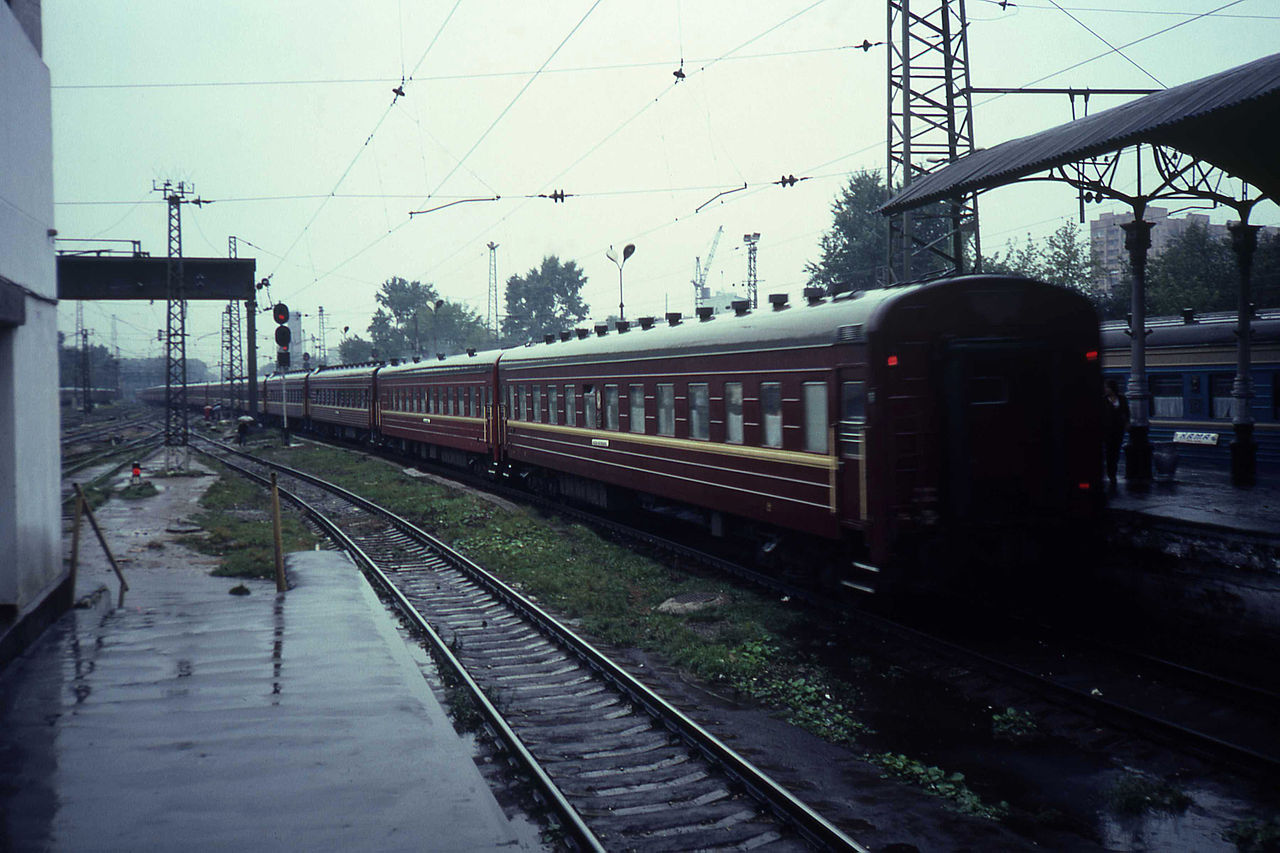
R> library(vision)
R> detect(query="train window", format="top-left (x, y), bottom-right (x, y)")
top-left (533, 386), bottom-right (543, 423)
top-left (1210, 374), bottom-right (1234, 419)
top-left (803, 383), bottom-right (828, 453)
top-left (584, 385), bottom-right (597, 427)
top-left (518, 385), bottom-right (528, 421)
top-left (508, 385), bottom-right (516, 419)
top-left (453, 387), bottom-right (461, 415)
top-left (629, 385), bottom-right (645, 434)
top-left (548, 386), bottom-right (559, 425)
top-left (565, 385), bottom-right (577, 426)
top-left (762, 382), bottom-right (782, 448)
top-left (689, 383), bottom-right (710, 440)
top-left (1150, 375), bottom-right (1183, 418)
top-left (725, 383), bottom-right (743, 444)
top-left (841, 381), bottom-right (866, 422)
top-left (604, 385), bottom-right (620, 431)
top-left (470, 387), bottom-right (478, 417)
top-left (657, 384), bottom-right (675, 436)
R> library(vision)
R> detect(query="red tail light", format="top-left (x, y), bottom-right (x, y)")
top-left (1085, 350), bottom-right (1098, 361)
top-left (886, 355), bottom-right (899, 367)
top-left (1078, 482), bottom-right (1091, 491)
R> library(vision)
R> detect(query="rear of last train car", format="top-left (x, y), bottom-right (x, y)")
top-left (864, 275), bottom-right (1103, 592)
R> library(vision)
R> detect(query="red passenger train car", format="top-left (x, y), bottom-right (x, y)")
top-left (144, 275), bottom-right (1102, 596)
top-left (498, 275), bottom-right (1102, 592)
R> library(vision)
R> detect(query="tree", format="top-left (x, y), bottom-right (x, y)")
top-left (985, 220), bottom-right (1118, 315)
top-left (1145, 224), bottom-right (1237, 315)
top-left (805, 170), bottom-right (952, 292)
top-left (337, 336), bottom-right (375, 364)
top-left (367, 277), bottom-right (494, 359)
top-left (501, 256), bottom-right (589, 344)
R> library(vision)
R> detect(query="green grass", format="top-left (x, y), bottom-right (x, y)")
top-left (1107, 772), bottom-right (1193, 816)
top-left (1225, 816), bottom-right (1280, 852)
top-left (180, 470), bottom-right (318, 579)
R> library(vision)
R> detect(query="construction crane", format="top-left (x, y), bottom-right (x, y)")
top-left (692, 225), bottom-right (724, 310)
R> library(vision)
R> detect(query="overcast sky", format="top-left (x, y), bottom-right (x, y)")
top-left (43, 0), bottom-right (1280, 367)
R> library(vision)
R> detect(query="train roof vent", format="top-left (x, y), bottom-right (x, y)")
top-left (697, 306), bottom-right (715, 322)
top-left (615, 320), bottom-right (630, 333)
top-left (575, 328), bottom-right (590, 339)
top-left (803, 286), bottom-right (826, 306)
top-left (638, 316), bottom-right (655, 330)
top-left (437, 352), bottom-right (446, 361)
top-left (390, 357), bottom-right (400, 366)
top-left (467, 347), bottom-right (476, 356)
top-left (666, 312), bottom-right (682, 326)
top-left (836, 324), bottom-right (865, 343)
top-left (559, 330), bottom-right (572, 342)
top-left (1182, 308), bottom-right (1197, 324)
top-left (412, 356), bottom-right (421, 363)
top-left (731, 300), bottom-right (750, 316)
top-left (769, 293), bottom-right (789, 310)
top-left (594, 324), bottom-right (609, 337)
top-left (545, 334), bottom-right (556, 344)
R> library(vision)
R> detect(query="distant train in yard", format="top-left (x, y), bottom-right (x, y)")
top-left (1100, 310), bottom-right (1280, 468)
top-left (142, 275), bottom-right (1106, 595)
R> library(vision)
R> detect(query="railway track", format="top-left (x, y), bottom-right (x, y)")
top-left (891, 607), bottom-right (1280, 777)
top-left (266, 432), bottom-right (1280, 784)
top-left (192, 435), bottom-right (865, 852)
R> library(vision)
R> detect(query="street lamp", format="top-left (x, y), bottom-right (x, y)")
top-left (607, 243), bottom-right (636, 321)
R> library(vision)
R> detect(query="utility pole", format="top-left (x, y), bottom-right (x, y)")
top-left (743, 232), bottom-right (760, 309)
top-left (487, 241), bottom-right (500, 339)
top-left (317, 306), bottom-right (327, 365)
top-left (886, 0), bottom-right (979, 282)
top-left (153, 179), bottom-right (208, 470)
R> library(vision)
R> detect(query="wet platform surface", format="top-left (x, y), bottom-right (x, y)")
top-left (1106, 463), bottom-right (1280, 540)
top-left (0, 549), bottom-right (536, 851)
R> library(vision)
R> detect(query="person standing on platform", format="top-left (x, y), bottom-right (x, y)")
top-left (1104, 379), bottom-right (1130, 486)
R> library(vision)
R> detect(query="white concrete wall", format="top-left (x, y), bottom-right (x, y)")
top-left (0, 4), bottom-right (61, 613)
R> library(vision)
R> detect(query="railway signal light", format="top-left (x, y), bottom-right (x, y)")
top-left (273, 302), bottom-right (291, 368)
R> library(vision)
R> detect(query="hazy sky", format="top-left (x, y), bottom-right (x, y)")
top-left (43, 1), bottom-right (1280, 367)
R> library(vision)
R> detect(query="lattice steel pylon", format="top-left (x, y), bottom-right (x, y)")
top-left (487, 241), bottom-right (500, 338)
top-left (743, 232), bottom-right (760, 309)
top-left (155, 179), bottom-right (194, 470)
top-left (225, 237), bottom-right (244, 414)
top-left (886, 0), bottom-right (980, 282)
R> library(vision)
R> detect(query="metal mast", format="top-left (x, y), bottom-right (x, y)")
top-left (886, 0), bottom-right (980, 282)
top-left (225, 236), bottom-right (244, 413)
top-left (487, 241), bottom-right (500, 338)
top-left (743, 232), bottom-right (760, 309)
top-left (154, 179), bottom-right (198, 470)
top-left (317, 306), bottom-right (327, 365)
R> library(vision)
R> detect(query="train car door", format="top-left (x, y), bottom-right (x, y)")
top-left (940, 339), bottom-right (1066, 518)
top-left (836, 376), bottom-right (869, 524)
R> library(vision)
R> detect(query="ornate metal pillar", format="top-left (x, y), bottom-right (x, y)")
top-left (1121, 218), bottom-right (1153, 482)
top-left (1228, 222), bottom-right (1260, 486)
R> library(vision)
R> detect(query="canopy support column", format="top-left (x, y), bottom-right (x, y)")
top-left (1122, 218), bottom-right (1153, 483)
top-left (1228, 222), bottom-right (1259, 486)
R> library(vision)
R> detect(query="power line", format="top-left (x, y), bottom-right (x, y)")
top-left (267, 0), bottom-right (465, 280)
top-left (49, 44), bottom-right (867, 91)
top-left (1044, 0), bottom-right (1165, 87)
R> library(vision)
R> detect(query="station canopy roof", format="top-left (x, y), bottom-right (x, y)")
top-left (881, 51), bottom-right (1280, 214)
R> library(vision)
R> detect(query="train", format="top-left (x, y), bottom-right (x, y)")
top-left (142, 274), bottom-right (1106, 596)
top-left (1101, 309), bottom-right (1280, 468)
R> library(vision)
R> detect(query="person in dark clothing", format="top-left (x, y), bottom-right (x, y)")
top-left (1104, 379), bottom-right (1130, 485)
top-left (237, 420), bottom-right (249, 446)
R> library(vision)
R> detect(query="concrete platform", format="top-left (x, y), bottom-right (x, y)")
top-left (1106, 463), bottom-right (1280, 541)
top-left (0, 547), bottom-right (539, 851)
